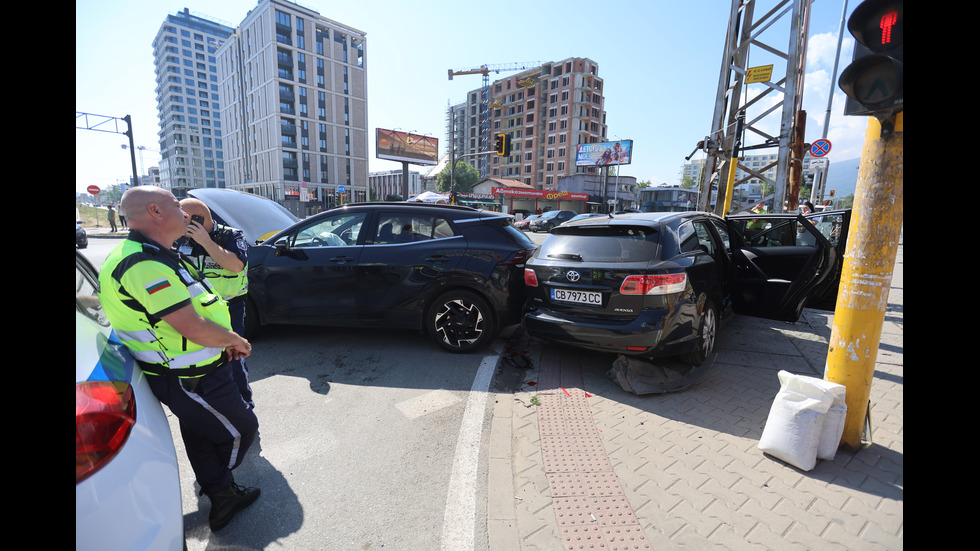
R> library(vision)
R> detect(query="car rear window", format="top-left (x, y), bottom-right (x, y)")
top-left (539, 226), bottom-right (661, 262)
top-left (498, 218), bottom-right (535, 248)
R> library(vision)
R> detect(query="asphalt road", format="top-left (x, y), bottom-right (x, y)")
top-left (79, 236), bottom-right (540, 550)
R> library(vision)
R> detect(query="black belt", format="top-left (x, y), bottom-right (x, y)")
top-left (138, 357), bottom-right (226, 379)
top-left (227, 295), bottom-right (247, 304)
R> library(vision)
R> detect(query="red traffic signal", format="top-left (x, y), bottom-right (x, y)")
top-left (494, 133), bottom-right (512, 156)
top-left (839, 0), bottom-right (903, 116)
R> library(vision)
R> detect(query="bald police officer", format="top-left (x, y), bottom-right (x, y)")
top-left (97, 186), bottom-right (260, 532)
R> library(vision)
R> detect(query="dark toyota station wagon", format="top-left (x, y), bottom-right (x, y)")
top-left (523, 210), bottom-right (847, 365)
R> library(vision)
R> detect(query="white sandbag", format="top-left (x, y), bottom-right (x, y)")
top-left (758, 371), bottom-right (847, 471)
top-left (817, 389), bottom-right (847, 460)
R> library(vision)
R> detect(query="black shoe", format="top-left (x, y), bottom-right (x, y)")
top-left (207, 480), bottom-right (260, 531)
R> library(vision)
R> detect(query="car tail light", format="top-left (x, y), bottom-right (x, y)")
top-left (502, 249), bottom-right (535, 265)
top-left (620, 273), bottom-right (687, 295)
top-left (76, 380), bottom-right (136, 484)
top-left (524, 268), bottom-right (538, 287)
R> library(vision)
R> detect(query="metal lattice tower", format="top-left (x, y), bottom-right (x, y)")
top-left (696, 0), bottom-right (812, 214)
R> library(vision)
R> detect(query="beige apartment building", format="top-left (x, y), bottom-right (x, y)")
top-left (216, 0), bottom-right (368, 214)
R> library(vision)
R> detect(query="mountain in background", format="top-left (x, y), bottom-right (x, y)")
top-left (824, 157), bottom-right (860, 198)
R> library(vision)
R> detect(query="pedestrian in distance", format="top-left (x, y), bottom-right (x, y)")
top-left (96, 186), bottom-right (260, 532)
top-left (107, 204), bottom-right (118, 233)
top-left (177, 198), bottom-right (254, 408)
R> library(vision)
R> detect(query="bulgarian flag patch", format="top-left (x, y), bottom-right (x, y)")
top-left (145, 278), bottom-right (172, 295)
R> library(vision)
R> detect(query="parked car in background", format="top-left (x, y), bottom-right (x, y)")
top-left (76, 251), bottom-right (183, 550)
top-left (529, 210), bottom-right (577, 232)
top-left (199, 200), bottom-right (538, 353)
top-left (76, 223), bottom-right (88, 249)
top-left (514, 214), bottom-right (540, 231)
top-left (523, 210), bottom-right (847, 365)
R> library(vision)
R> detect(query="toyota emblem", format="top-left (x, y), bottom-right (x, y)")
top-left (566, 270), bottom-right (581, 282)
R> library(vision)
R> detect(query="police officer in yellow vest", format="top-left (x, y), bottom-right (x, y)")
top-left (97, 186), bottom-right (259, 532)
top-left (177, 198), bottom-right (253, 409)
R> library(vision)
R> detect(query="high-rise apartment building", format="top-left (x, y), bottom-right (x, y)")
top-left (216, 0), bottom-right (368, 213)
top-left (449, 58), bottom-right (607, 190)
top-left (152, 8), bottom-right (234, 196)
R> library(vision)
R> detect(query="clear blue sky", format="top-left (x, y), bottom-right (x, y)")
top-left (76, 0), bottom-right (866, 195)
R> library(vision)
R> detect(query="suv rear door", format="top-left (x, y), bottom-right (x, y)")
top-left (356, 210), bottom-right (467, 326)
top-left (725, 213), bottom-right (839, 322)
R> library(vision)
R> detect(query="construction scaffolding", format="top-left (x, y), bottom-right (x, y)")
top-left (448, 62), bottom-right (541, 178)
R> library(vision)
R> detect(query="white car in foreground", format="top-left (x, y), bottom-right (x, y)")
top-left (75, 251), bottom-right (184, 550)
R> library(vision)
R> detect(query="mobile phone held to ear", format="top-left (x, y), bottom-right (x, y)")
top-left (191, 214), bottom-right (205, 226)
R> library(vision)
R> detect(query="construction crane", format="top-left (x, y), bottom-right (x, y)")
top-left (447, 62), bottom-right (542, 177)
top-left (447, 61), bottom-right (542, 81)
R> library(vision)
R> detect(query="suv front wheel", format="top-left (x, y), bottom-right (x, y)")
top-left (426, 290), bottom-right (494, 353)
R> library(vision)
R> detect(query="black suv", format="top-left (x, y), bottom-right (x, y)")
top-left (242, 202), bottom-right (537, 352)
top-left (523, 210), bottom-right (847, 365)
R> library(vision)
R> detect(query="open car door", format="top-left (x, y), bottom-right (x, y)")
top-left (725, 213), bottom-right (840, 322)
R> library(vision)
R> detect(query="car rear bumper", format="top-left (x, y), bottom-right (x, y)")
top-left (523, 305), bottom-right (694, 357)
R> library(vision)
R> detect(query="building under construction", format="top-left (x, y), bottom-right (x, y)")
top-left (446, 58), bottom-right (608, 190)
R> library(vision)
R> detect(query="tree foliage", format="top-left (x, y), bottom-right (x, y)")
top-left (436, 161), bottom-right (479, 193)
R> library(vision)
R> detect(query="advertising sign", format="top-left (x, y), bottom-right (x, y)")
top-left (376, 128), bottom-right (439, 166)
top-left (575, 140), bottom-right (633, 167)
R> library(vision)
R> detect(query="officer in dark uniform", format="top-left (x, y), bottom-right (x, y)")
top-left (98, 186), bottom-right (260, 532)
top-left (177, 198), bottom-right (254, 408)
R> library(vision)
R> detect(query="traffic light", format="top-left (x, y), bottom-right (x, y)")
top-left (838, 0), bottom-right (903, 116)
top-left (494, 133), bottom-right (511, 156)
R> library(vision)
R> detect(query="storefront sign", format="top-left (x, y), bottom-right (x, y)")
top-left (492, 187), bottom-right (589, 201)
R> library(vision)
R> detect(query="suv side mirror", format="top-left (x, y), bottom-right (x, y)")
top-left (274, 238), bottom-right (306, 260)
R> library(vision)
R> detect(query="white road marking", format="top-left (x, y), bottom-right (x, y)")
top-left (396, 389), bottom-right (462, 420)
top-left (441, 353), bottom-right (496, 551)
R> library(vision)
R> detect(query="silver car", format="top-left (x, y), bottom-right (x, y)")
top-left (75, 251), bottom-right (184, 550)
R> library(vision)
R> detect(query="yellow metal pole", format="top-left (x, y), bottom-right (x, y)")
top-left (722, 160), bottom-right (738, 215)
top-left (721, 111), bottom-right (745, 215)
top-left (824, 111), bottom-right (903, 450)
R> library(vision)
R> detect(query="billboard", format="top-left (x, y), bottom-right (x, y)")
top-left (376, 128), bottom-right (439, 165)
top-left (575, 139), bottom-right (633, 167)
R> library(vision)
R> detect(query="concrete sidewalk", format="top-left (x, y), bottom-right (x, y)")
top-left (489, 239), bottom-right (903, 550)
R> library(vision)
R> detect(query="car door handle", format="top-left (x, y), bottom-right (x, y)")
top-left (424, 255), bottom-right (451, 263)
top-left (329, 256), bottom-right (356, 264)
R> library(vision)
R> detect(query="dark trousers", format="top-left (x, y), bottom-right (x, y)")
top-left (228, 298), bottom-right (254, 408)
top-left (147, 363), bottom-right (258, 493)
